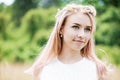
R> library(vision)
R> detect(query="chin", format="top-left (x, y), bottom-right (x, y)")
top-left (73, 47), bottom-right (84, 51)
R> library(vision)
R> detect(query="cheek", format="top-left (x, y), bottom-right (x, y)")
top-left (85, 33), bottom-right (91, 41)
top-left (63, 30), bottom-right (75, 43)
top-left (64, 31), bottom-right (73, 39)
top-left (64, 28), bottom-right (73, 36)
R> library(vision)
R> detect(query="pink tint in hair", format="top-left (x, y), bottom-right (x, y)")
top-left (25, 3), bottom-right (108, 80)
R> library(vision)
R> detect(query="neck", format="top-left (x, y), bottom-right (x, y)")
top-left (58, 45), bottom-right (83, 64)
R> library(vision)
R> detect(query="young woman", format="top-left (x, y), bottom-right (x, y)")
top-left (26, 4), bottom-right (108, 80)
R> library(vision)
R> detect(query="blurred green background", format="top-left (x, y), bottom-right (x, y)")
top-left (0, 0), bottom-right (120, 80)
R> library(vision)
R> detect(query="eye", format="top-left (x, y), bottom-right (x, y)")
top-left (72, 25), bottom-right (79, 30)
top-left (85, 27), bottom-right (91, 32)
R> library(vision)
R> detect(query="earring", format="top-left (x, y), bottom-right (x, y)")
top-left (59, 31), bottom-right (63, 38)
top-left (60, 34), bottom-right (63, 38)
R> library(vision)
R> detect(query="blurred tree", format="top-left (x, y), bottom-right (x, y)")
top-left (21, 8), bottom-right (56, 41)
top-left (0, 3), bottom-right (5, 12)
top-left (11, 0), bottom-right (41, 26)
top-left (40, 0), bottom-right (61, 8)
top-left (82, 0), bottom-right (98, 5)
top-left (101, 0), bottom-right (120, 7)
top-left (95, 7), bottom-right (120, 46)
top-left (0, 13), bottom-right (8, 40)
top-left (75, 0), bottom-right (120, 7)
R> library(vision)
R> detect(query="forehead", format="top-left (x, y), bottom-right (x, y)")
top-left (65, 12), bottom-right (92, 26)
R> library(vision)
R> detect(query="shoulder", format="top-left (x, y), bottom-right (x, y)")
top-left (83, 57), bottom-right (96, 67)
top-left (81, 57), bottom-right (97, 72)
top-left (40, 58), bottom-right (58, 72)
top-left (38, 58), bottom-right (59, 79)
top-left (44, 58), bottom-right (58, 68)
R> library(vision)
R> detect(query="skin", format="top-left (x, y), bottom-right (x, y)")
top-left (58, 12), bottom-right (92, 64)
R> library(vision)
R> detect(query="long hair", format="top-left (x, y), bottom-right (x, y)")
top-left (26, 4), bottom-right (107, 80)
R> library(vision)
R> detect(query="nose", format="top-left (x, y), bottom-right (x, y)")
top-left (77, 29), bottom-right (85, 38)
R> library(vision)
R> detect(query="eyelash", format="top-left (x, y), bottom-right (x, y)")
top-left (72, 25), bottom-right (79, 29)
top-left (85, 28), bottom-right (91, 32)
top-left (72, 25), bottom-right (91, 32)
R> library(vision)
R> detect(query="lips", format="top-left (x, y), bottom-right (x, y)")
top-left (73, 39), bottom-right (85, 43)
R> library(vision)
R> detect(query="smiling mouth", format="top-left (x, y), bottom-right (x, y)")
top-left (73, 40), bottom-right (85, 43)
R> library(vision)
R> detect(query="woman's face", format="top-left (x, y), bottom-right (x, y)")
top-left (61, 12), bottom-right (92, 51)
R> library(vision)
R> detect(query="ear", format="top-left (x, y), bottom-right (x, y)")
top-left (60, 27), bottom-right (64, 34)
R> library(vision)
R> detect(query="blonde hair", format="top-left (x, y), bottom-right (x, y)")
top-left (26, 3), bottom-right (107, 80)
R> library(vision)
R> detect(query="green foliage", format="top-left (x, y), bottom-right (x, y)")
top-left (0, 7), bottom-right (56, 63)
top-left (0, 13), bottom-right (6, 33)
top-left (95, 7), bottom-right (120, 46)
top-left (11, 0), bottom-right (41, 26)
top-left (21, 7), bottom-right (56, 40)
top-left (102, 0), bottom-right (120, 7)
top-left (0, 13), bottom-right (9, 40)
top-left (96, 45), bottom-right (120, 67)
top-left (32, 29), bottom-right (52, 46)
top-left (40, 0), bottom-right (61, 8)
top-left (0, 3), bottom-right (5, 12)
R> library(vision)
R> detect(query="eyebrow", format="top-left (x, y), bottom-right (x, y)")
top-left (73, 23), bottom-right (92, 28)
top-left (73, 23), bottom-right (81, 26)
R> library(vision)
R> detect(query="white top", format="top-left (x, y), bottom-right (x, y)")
top-left (39, 57), bottom-right (98, 80)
